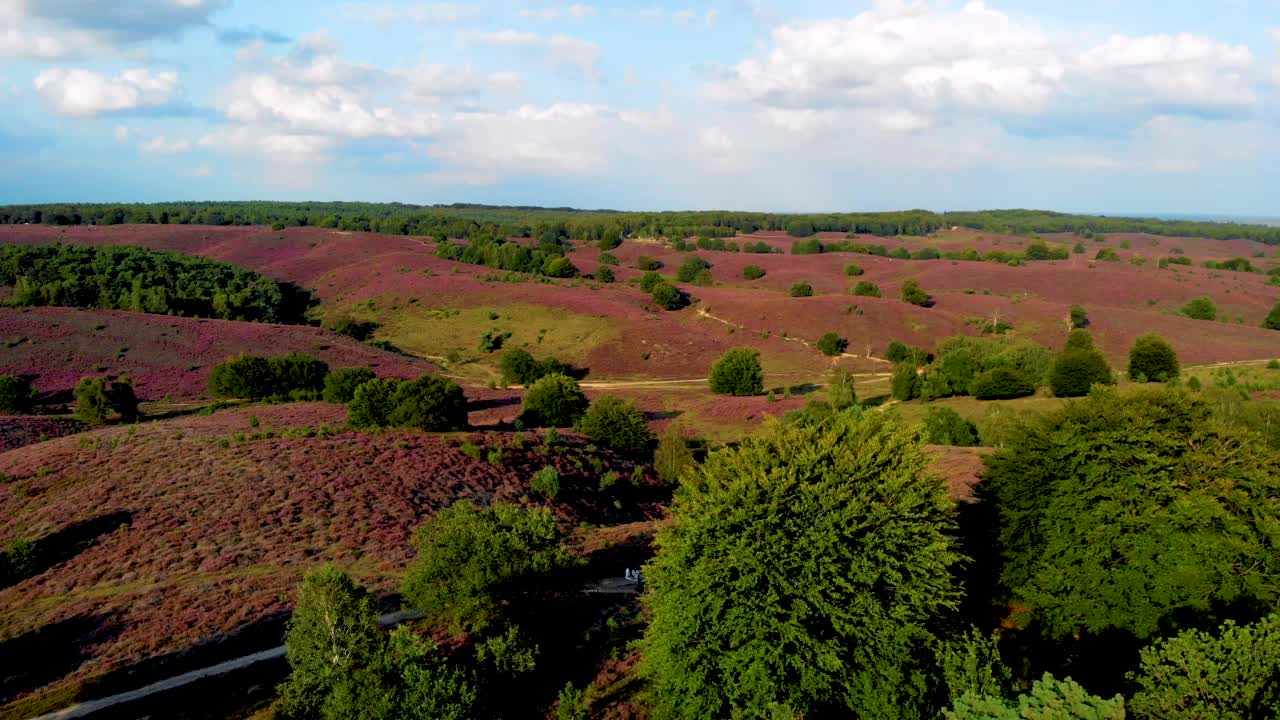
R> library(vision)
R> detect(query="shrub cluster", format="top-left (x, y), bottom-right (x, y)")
top-left (1049, 347), bottom-right (1113, 397)
top-left (675, 256), bottom-right (712, 283)
top-left (576, 396), bottom-right (654, 454)
top-left (0, 374), bottom-right (36, 414)
top-left (519, 374), bottom-right (589, 428)
top-left (852, 281), bottom-right (881, 297)
top-left (651, 283), bottom-right (690, 311)
top-left (74, 376), bottom-right (139, 424)
top-left (1128, 334), bottom-right (1180, 382)
top-left (921, 407), bottom-right (978, 446)
top-left (209, 353), bottom-right (330, 400)
top-left (347, 374), bottom-right (468, 431)
top-left (499, 349), bottom-right (573, 386)
top-left (708, 348), bottom-right (764, 396)
top-left (742, 265), bottom-right (765, 280)
top-left (815, 332), bottom-right (847, 357)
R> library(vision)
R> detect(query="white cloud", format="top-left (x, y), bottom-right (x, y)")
top-left (140, 135), bottom-right (192, 153)
top-left (1075, 33), bottom-right (1257, 109)
top-left (114, 125), bottom-right (129, 143)
top-left (33, 68), bottom-right (179, 117)
top-left (463, 30), bottom-right (601, 80)
top-left (223, 73), bottom-right (440, 138)
top-left (705, 9), bottom-right (719, 27)
top-left (344, 3), bottom-right (477, 24)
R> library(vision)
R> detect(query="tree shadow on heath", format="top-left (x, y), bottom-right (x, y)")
top-left (1, 511), bottom-right (134, 591)
top-left (0, 612), bottom-right (124, 704)
top-left (468, 396), bottom-right (522, 412)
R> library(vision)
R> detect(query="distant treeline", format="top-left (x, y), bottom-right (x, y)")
top-left (3, 202), bottom-right (1279, 244)
top-left (0, 244), bottom-right (314, 323)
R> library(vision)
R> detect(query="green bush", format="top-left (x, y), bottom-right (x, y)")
top-left (1181, 295), bottom-right (1217, 321)
top-left (886, 341), bottom-right (929, 365)
top-left (651, 283), bottom-right (690, 311)
top-left (594, 266), bottom-right (615, 283)
top-left (74, 377), bottom-right (111, 425)
top-left (708, 348), bottom-right (764, 396)
top-left (945, 673), bottom-right (1124, 719)
top-left (347, 378), bottom-right (402, 428)
top-left (828, 368), bottom-right (857, 410)
top-left (675, 256), bottom-right (711, 283)
top-left (639, 271), bottom-right (664, 293)
top-left (543, 256), bottom-right (579, 278)
top-left (1095, 248), bottom-right (1120, 262)
top-left (742, 264), bottom-right (765, 280)
top-left (900, 279), bottom-right (929, 306)
top-left (478, 329), bottom-right (511, 353)
top-left (1128, 334), bottom-right (1180, 382)
top-left (654, 425), bottom-right (695, 484)
top-left (387, 375), bottom-right (468, 431)
top-left (691, 269), bottom-right (713, 286)
top-left (637, 256), bottom-right (662, 271)
top-left (1269, 359), bottom-right (1280, 369)
top-left (891, 363), bottom-right (920, 400)
top-left (577, 396), bottom-right (654, 454)
top-left (1263, 302), bottom-right (1280, 330)
top-left (323, 367), bottom-right (377, 403)
top-left (1063, 328), bottom-right (1094, 351)
top-left (852, 281), bottom-right (881, 297)
top-left (1049, 349), bottom-right (1113, 397)
top-left (922, 407), bottom-right (978, 446)
top-left (529, 466), bottom-right (561, 499)
top-left (107, 376), bottom-right (139, 422)
top-left (209, 353), bottom-right (329, 400)
top-left (845, 263), bottom-right (864, 276)
top-left (597, 252), bottom-right (618, 266)
top-left (1, 537), bottom-right (36, 584)
top-left (816, 332), bottom-right (847, 357)
top-left (520, 374), bottom-right (589, 427)
top-left (0, 375), bottom-right (36, 414)
top-left (1069, 304), bottom-right (1088, 329)
top-left (499, 349), bottom-right (572, 386)
top-left (789, 281), bottom-right (814, 297)
top-left (969, 368), bottom-right (1035, 400)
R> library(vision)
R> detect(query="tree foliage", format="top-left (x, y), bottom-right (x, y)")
top-left (402, 501), bottom-right (575, 632)
top-left (1180, 296), bottom-right (1217, 321)
top-left (944, 674), bottom-right (1125, 720)
top-left (675, 256), bottom-right (712, 283)
top-left (743, 264), bottom-right (766, 280)
top-left (1064, 329), bottom-right (1095, 351)
top-left (520, 374), bottom-right (589, 427)
top-left (852, 281), bottom-right (882, 297)
top-left (789, 280), bottom-right (815, 297)
top-left (347, 378), bottom-right (402, 428)
top-left (892, 363), bottom-right (921, 400)
top-left (816, 332), bottom-right (848, 357)
top-left (901, 279), bottom-right (930, 306)
top-left (983, 387), bottom-right (1280, 642)
top-left (654, 424), bottom-right (696, 484)
top-left (1049, 349), bottom-right (1113, 397)
top-left (1069, 305), bottom-right (1088, 329)
top-left (828, 367), bottom-right (857, 410)
top-left (576, 395), bottom-right (654, 454)
top-left (0, 374), bottom-right (36, 414)
top-left (323, 368), bottom-right (377, 404)
top-left (651, 282), bottom-right (690, 310)
top-left (708, 348), bottom-right (764, 396)
top-left (642, 413), bottom-right (963, 718)
top-left (922, 407), bottom-right (978, 447)
top-left (969, 368), bottom-right (1035, 400)
top-left (209, 353), bottom-right (329, 400)
top-left (1264, 302), bottom-right (1280, 330)
top-left (0, 243), bottom-right (312, 323)
top-left (386, 375), bottom-right (468, 431)
top-left (1128, 334), bottom-right (1180, 382)
top-left (498, 349), bottom-right (572, 386)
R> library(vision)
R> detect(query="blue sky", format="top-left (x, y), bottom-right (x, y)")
top-left (2, 0), bottom-right (1280, 214)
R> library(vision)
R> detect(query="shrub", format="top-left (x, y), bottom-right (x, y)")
top-left (0, 375), bottom-right (35, 414)
top-left (1063, 328), bottom-right (1094, 351)
top-left (323, 367), bottom-right (377, 403)
top-left (577, 396), bottom-right (654, 454)
top-left (651, 283), bottom-right (690, 311)
top-left (402, 501), bottom-right (574, 632)
top-left (922, 407), bottom-right (978, 446)
top-left (597, 252), bottom-right (618, 266)
top-left (478, 329), bottom-right (511, 353)
top-left (1072, 242), bottom-right (1086, 253)
top-left (642, 413), bottom-right (962, 717)
top-left (347, 378), bottom-right (402, 428)
top-left (74, 377), bottom-right (111, 425)
top-left (912, 247), bottom-right (941, 260)
top-left (708, 348), bottom-right (764, 396)
top-left (594, 266), bottom-right (615, 283)
top-left (886, 340), bottom-right (928, 365)
top-left (742, 264), bottom-right (765, 280)
top-left (654, 425), bottom-right (695, 484)
top-left (900, 279), bottom-right (929, 306)
top-left (639, 271), bottom-right (664, 293)
top-left (1069, 304), bottom-right (1088, 328)
top-left (1269, 359), bottom-right (1280, 369)
top-left (852, 281), bottom-right (881, 297)
top-left (1049, 349), bottom-right (1113, 397)
top-left (889, 247), bottom-right (911, 260)
top-left (845, 263), bottom-right (864, 276)
top-left (387, 375), bottom-right (468, 431)
top-left (499, 349), bottom-right (572, 387)
top-left (828, 367), bottom-right (857, 410)
top-left (789, 281), bottom-right (814, 297)
top-left (520, 374), bottom-right (589, 427)
top-left (816, 332), bottom-right (848, 357)
top-left (675, 256), bottom-right (711, 283)
top-left (891, 363), bottom-right (920, 400)
top-left (1128, 334), bottom-right (1180, 382)
top-left (690, 269), bottom-right (713, 286)
top-left (529, 466), bottom-right (561, 499)
top-left (637, 256), bottom-right (662, 271)
top-left (946, 674), bottom-right (1124, 719)
top-left (543, 256), bottom-right (579, 278)
top-left (1263, 301), bottom-right (1280, 330)
top-left (209, 353), bottom-right (328, 400)
top-left (969, 367), bottom-right (1035, 400)
top-left (107, 376), bottom-right (139, 422)
top-left (1, 537), bottom-right (36, 583)
top-left (327, 315), bottom-right (377, 340)
top-left (1095, 248), bottom-right (1120, 261)
top-left (1181, 295), bottom-right (1217, 321)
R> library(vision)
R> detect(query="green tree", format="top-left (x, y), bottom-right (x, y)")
top-left (892, 363), bottom-right (921, 400)
top-left (387, 375), bottom-right (468, 431)
top-left (743, 264), bottom-right (766, 280)
top-left (1064, 329), bottom-right (1095, 351)
top-left (651, 282), bottom-right (690, 310)
top-left (576, 395), bottom-right (654, 454)
top-left (639, 270), bottom-right (664, 292)
top-left (945, 674), bottom-right (1125, 720)
top-left (789, 280), bottom-right (815, 297)
top-left (901, 279), bottom-right (929, 306)
top-left (654, 424), bottom-right (695, 484)
top-left (1070, 304), bottom-right (1088, 329)
top-left (209, 354), bottom-right (276, 399)
top-left (520, 373), bottom-right (588, 427)
top-left (597, 252), bottom-right (619, 266)
top-left (0, 375), bottom-right (35, 414)
top-left (1128, 615), bottom-right (1280, 719)
top-left (402, 501), bottom-right (575, 632)
top-left (984, 387), bottom-right (1280, 644)
top-left (922, 407), bottom-right (978, 446)
top-left (543, 256), bottom-right (579, 278)
top-left (74, 377), bottom-right (110, 425)
top-left (323, 368), bottom-right (377, 404)
top-left (347, 378), bottom-right (402, 428)
top-left (828, 367), bottom-right (857, 410)
top-left (637, 256), bottom-right (662, 271)
top-left (1049, 349), bottom-right (1113, 397)
top-left (845, 263), bottom-right (865, 276)
top-left (708, 348), bottom-right (764, 396)
top-left (642, 413), bottom-right (963, 718)
top-left (529, 465), bottom-right (560, 499)
top-left (970, 368), bottom-right (1035, 400)
top-left (594, 266), bottom-right (615, 283)
top-left (816, 332), bottom-right (848, 357)
top-left (1180, 296), bottom-right (1217, 321)
top-left (1263, 302), bottom-right (1280, 330)
top-left (852, 280), bottom-right (882, 297)
top-left (1128, 334), bottom-right (1180, 382)
top-left (676, 256), bottom-right (711, 283)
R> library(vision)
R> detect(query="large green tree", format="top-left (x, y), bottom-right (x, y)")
top-left (983, 387), bottom-right (1280, 644)
top-left (945, 674), bottom-right (1125, 720)
top-left (642, 412), bottom-right (963, 718)
top-left (708, 348), bottom-right (764, 396)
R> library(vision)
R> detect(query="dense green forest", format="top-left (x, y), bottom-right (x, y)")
top-left (0, 244), bottom-right (314, 323)
top-left (4, 202), bottom-right (1278, 243)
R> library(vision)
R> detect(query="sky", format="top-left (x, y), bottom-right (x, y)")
top-left (2, 0), bottom-right (1280, 214)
